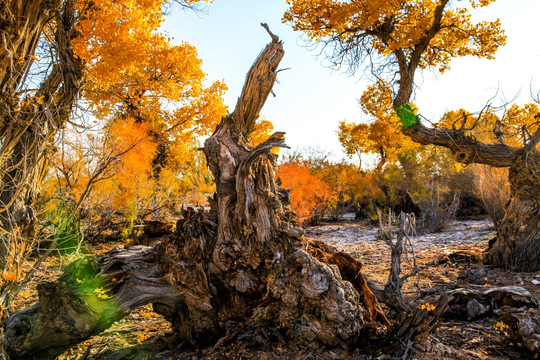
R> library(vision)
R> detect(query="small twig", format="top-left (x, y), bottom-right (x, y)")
top-left (79, 344), bottom-right (92, 360)
top-left (400, 333), bottom-right (414, 360)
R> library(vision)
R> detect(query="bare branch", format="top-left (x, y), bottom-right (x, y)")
top-left (402, 122), bottom-right (524, 167)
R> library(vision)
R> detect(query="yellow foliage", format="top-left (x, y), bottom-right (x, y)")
top-left (437, 103), bottom-right (540, 149)
top-left (337, 120), bottom-right (369, 167)
top-left (284, 0), bottom-right (505, 73)
top-left (249, 119), bottom-right (275, 147)
top-left (493, 320), bottom-right (510, 336)
top-left (338, 81), bottom-right (419, 169)
top-left (107, 118), bottom-right (156, 209)
top-left (420, 303), bottom-right (436, 312)
top-left (72, 0), bottom-right (227, 132)
top-left (137, 334), bottom-right (151, 343)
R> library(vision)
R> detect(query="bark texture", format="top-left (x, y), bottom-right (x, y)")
top-left (5, 243), bottom-right (174, 359)
top-left (487, 168), bottom-right (540, 271)
top-left (178, 27), bottom-right (368, 346)
top-left (0, 0), bottom-right (84, 251)
top-left (0, 2), bottom-right (84, 358)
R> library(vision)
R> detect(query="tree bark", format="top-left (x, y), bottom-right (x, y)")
top-left (5, 28), bottom-right (386, 359)
top-left (0, 2), bottom-right (84, 358)
top-left (5, 243), bottom-right (175, 359)
top-left (0, 0), bottom-right (84, 252)
top-left (179, 26), bottom-right (369, 346)
top-left (486, 168), bottom-right (540, 271)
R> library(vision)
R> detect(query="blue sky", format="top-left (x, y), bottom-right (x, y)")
top-left (163, 0), bottom-right (540, 161)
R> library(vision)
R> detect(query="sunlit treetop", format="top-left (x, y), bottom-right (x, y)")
top-left (70, 0), bottom-right (225, 137)
top-left (337, 80), bottom-right (420, 169)
top-left (72, 0), bottom-right (208, 83)
top-left (283, 0), bottom-right (505, 78)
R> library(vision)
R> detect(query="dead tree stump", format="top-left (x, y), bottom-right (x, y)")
top-left (5, 26), bottom-right (383, 359)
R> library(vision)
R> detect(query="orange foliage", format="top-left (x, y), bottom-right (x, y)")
top-left (3, 273), bottom-right (17, 282)
top-left (276, 162), bottom-right (334, 222)
top-left (105, 119), bottom-right (157, 209)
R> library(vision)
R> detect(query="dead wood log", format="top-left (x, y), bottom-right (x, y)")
top-left (499, 307), bottom-right (540, 356)
top-left (5, 242), bottom-right (175, 359)
top-left (387, 285), bottom-right (540, 354)
top-left (173, 24), bottom-right (371, 348)
top-left (444, 285), bottom-right (540, 321)
top-left (441, 285), bottom-right (540, 356)
top-left (142, 219), bottom-right (175, 238)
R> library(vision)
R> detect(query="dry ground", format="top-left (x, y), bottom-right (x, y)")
top-left (11, 218), bottom-right (539, 359)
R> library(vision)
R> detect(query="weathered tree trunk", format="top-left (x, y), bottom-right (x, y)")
top-left (5, 243), bottom-right (176, 359)
top-left (5, 28), bottom-right (385, 359)
top-left (163, 26), bottom-right (371, 347)
top-left (486, 168), bottom-right (540, 271)
top-left (0, 0), bottom-right (83, 236)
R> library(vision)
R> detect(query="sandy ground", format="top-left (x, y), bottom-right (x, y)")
top-left (306, 219), bottom-right (496, 291)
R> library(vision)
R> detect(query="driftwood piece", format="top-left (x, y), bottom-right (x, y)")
top-left (142, 220), bottom-right (175, 238)
top-left (444, 285), bottom-right (540, 320)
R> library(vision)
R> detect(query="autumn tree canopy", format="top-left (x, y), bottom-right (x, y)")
top-left (284, 0), bottom-right (540, 272)
top-left (338, 80), bottom-right (419, 170)
top-left (284, 0), bottom-right (505, 106)
top-left (49, 0), bottom-right (228, 229)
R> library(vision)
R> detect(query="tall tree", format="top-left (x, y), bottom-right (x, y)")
top-left (0, 0), bottom-right (83, 244)
top-left (0, 1), bottom-right (84, 357)
top-left (283, 1), bottom-right (540, 271)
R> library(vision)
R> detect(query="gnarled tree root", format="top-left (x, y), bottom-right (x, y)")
top-left (5, 211), bottom-right (388, 359)
top-left (6, 243), bottom-right (174, 359)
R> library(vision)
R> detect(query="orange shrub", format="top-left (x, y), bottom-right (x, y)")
top-left (276, 162), bottom-right (335, 223)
